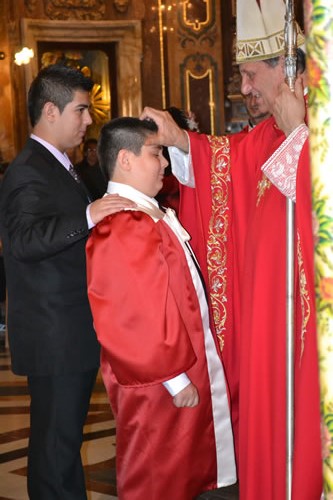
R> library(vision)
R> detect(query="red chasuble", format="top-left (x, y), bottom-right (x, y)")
top-left (86, 211), bottom-right (228, 500)
top-left (179, 121), bottom-right (322, 499)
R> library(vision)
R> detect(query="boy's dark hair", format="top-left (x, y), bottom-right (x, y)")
top-left (28, 64), bottom-right (94, 127)
top-left (98, 117), bottom-right (158, 180)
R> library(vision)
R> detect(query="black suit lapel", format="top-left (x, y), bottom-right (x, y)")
top-left (28, 138), bottom-right (91, 204)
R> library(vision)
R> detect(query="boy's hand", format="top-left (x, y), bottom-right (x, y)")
top-left (173, 383), bottom-right (199, 408)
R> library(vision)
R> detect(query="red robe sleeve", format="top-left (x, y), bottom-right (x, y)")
top-left (86, 210), bottom-right (197, 387)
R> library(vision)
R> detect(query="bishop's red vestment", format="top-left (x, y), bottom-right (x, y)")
top-left (176, 119), bottom-right (323, 499)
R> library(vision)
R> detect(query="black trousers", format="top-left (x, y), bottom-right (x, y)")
top-left (27, 369), bottom-right (98, 500)
top-left (195, 483), bottom-right (239, 500)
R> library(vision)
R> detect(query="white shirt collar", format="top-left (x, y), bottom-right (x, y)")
top-left (107, 181), bottom-right (164, 220)
top-left (107, 181), bottom-right (159, 207)
top-left (30, 134), bottom-right (72, 170)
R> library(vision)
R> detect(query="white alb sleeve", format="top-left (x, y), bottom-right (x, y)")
top-left (168, 132), bottom-right (195, 187)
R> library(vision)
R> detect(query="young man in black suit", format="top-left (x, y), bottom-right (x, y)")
top-left (0, 64), bottom-right (134, 499)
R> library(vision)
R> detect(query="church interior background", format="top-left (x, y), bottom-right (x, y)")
top-left (0, 0), bottom-right (305, 498)
top-left (0, 0), bottom-right (304, 164)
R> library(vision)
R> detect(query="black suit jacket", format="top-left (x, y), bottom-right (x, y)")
top-left (0, 138), bottom-right (100, 375)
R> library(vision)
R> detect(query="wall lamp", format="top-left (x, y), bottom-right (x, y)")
top-left (0, 52), bottom-right (5, 60)
top-left (14, 47), bottom-right (34, 66)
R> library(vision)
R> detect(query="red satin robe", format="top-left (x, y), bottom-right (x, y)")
top-left (179, 121), bottom-right (322, 499)
top-left (86, 210), bottom-right (234, 500)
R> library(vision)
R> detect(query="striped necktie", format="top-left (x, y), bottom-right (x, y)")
top-left (68, 164), bottom-right (81, 183)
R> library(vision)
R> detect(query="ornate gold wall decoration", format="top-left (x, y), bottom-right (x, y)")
top-left (182, 0), bottom-right (211, 32)
top-left (44, 0), bottom-right (106, 20)
top-left (113, 0), bottom-right (130, 14)
top-left (181, 52), bottom-right (217, 134)
top-left (177, 1), bottom-right (217, 50)
top-left (157, 0), bottom-right (167, 108)
top-left (89, 83), bottom-right (110, 124)
top-left (178, 0), bottom-right (215, 37)
top-left (25, 0), bottom-right (38, 15)
top-left (178, 24), bottom-right (217, 49)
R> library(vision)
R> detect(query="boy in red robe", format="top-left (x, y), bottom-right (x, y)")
top-left (86, 117), bottom-right (237, 500)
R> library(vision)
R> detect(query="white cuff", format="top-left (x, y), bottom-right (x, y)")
top-left (162, 373), bottom-right (191, 396)
top-left (86, 204), bottom-right (94, 229)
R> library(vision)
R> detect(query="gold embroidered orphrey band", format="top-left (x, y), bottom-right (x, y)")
top-left (206, 135), bottom-right (231, 352)
top-left (297, 232), bottom-right (311, 361)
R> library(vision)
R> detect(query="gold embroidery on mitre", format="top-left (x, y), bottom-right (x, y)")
top-left (236, 30), bottom-right (285, 63)
top-left (257, 174), bottom-right (272, 206)
top-left (297, 233), bottom-right (311, 361)
top-left (206, 135), bottom-right (231, 352)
